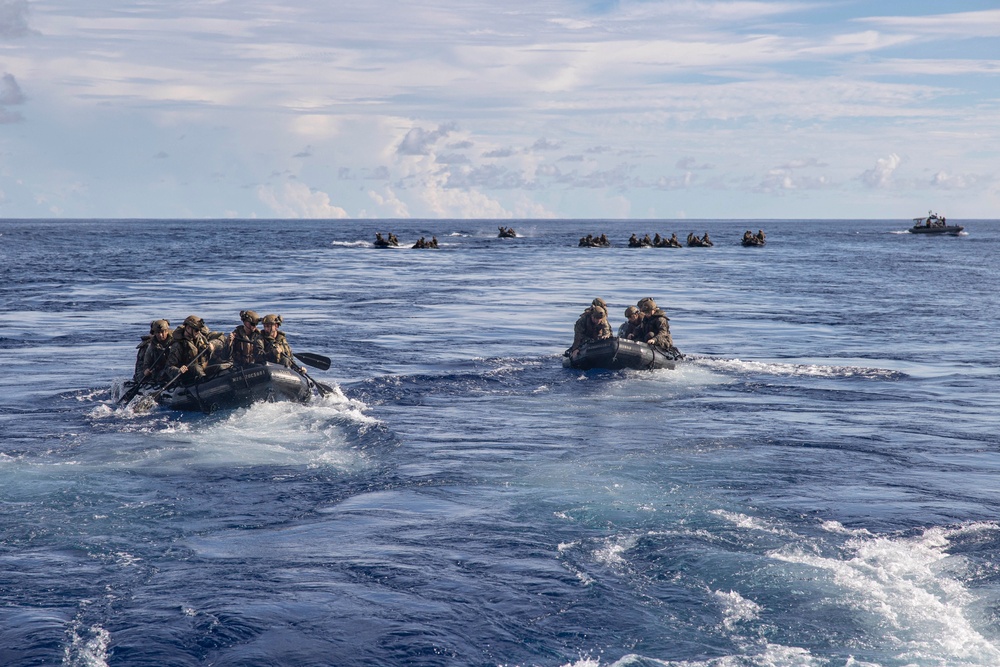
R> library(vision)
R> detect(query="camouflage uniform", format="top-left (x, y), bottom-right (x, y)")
top-left (229, 310), bottom-right (265, 366)
top-left (638, 308), bottom-right (674, 349)
top-left (635, 298), bottom-right (678, 354)
top-left (617, 306), bottom-right (642, 339)
top-left (135, 319), bottom-right (173, 383)
top-left (261, 314), bottom-right (305, 373)
top-left (570, 305), bottom-right (612, 353)
top-left (166, 315), bottom-right (225, 384)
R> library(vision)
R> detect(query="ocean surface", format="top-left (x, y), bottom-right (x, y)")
top-left (2, 217), bottom-right (999, 667)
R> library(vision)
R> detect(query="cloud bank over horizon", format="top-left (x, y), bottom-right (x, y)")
top-left (1, 0), bottom-right (998, 219)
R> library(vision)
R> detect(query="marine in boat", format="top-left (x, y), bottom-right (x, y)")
top-left (563, 297), bottom-right (683, 371)
top-left (498, 226), bottom-right (517, 238)
top-left (579, 233), bottom-right (611, 247)
top-left (741, 229), bottom-right (766, 246)
top-left (910, 211), bottom-right (963, 235)
top-left (117, 314), bottom-right (332, 413)
top-left (374, 232), bottom-right (399, 247)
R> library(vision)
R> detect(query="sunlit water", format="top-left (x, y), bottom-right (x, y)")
top-left (2, 218), bottom-right (1000, 666)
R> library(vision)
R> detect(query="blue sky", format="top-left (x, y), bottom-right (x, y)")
top-left (1, 0), bottom-right (998, 219)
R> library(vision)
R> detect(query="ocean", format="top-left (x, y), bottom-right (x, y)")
top-left (1, 217), bottom-right (999, 667)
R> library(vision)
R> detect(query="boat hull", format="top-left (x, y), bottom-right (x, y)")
top-left (909, 225), bottom-right (964, 235)
top-left (563, 337), bottom-right (679, 371)
top-left (161, 362), bottom-right (311, 412)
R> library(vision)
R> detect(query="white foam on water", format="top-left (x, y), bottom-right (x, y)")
top-left (712, 509), bottom-right (800, 538)
top-left (714, 589), bottom-right (763, 632)
top-left (150, 391), bottom-right (378, 469)
top-left (63, 621), bottom-right (110, 667)
top-left (693, 357), bottom-right (900, 380)
top-left (593, 533), bottom-right (640, 568)
top-left (562, 644), bottom-right (837, 666)
top-left (330, 240), bottom-right (370, 247)
top-left (769, 523), bottom-right (1000, 666)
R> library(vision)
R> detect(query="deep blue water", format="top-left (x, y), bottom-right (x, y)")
top-left (2, 218), bottom-right (1000, 667)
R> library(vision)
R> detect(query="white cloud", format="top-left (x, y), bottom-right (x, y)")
top-left (4, 1), bottom-right (1000, 218)
top-left (858, 10), bottom-right (1000, 38)
top-left (930, 171), bottom-right (981, 190)
top-left (366, 187), bottom-right (409, 217)
top-left (257, 182), bottom-right (348, 218)
top-left (860, 153), bottom-right (902, 189)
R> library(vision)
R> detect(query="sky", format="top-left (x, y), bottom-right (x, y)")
top-left (0, 0), bottom-right (998, 220)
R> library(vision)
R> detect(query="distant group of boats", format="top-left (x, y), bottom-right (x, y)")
top-left (367, 214), bottom-right (966, 250)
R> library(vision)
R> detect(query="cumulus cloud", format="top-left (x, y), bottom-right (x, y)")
top-left (397, 122), bottom-right (458, 156)
top-left (930, 171), bottom-right (981, 190)
top-left (860, 153), bottom-right (902, 189)
top-left (367, 187), bottom-right (409, 217)
top-left (257, 181), bottom-right (348, 218)
top-left (0, 0), bottom-right (31, 39)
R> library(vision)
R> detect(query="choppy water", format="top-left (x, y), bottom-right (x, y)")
top-left (2, 218), bottom-right (999, 667)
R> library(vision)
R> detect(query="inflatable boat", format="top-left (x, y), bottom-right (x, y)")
top-left (158, 362), bottom-right (311, 412)
top-left (563, 337), bottom-right (681, 371)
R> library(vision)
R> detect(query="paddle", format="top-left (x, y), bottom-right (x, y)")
top-left (117, 347), bottom-right (168, 405)
top-left (293, 352), bottom-right (331, 371)
top-left (299, 370), bottom-right (333, 398)
top-left (133, 345), bottom-right (213, 411)
top-left (117, 377), bottom-right (152, 406)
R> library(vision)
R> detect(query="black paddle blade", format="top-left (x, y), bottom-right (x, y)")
top-left (294, 352), bottom-right (331, 371)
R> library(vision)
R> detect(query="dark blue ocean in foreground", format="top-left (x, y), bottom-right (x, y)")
top-left (2, 218), bottom-right (1000, 667)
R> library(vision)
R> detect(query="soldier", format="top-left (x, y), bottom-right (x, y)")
top-left (133, 319), bottom-right (172, 383)
top-left (618, 306), bottom-right (642, 339)
top-left (636, 297), bottom-right (681, 357)
top-left (165, 315), bottom-right (225, 385)
top-left (228, 310), bottom-right (264, 366)
top-left (569, 303), bottom-right (612, 358)
top-left (261, 314), bottom-right (306, 374)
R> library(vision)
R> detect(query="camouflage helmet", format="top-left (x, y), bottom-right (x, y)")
top-left (637, 297), bottom-right (657, 313)
top-left (624, 306), bottom-right (639, 318)
top-left (150, 319), bottom-right (170, 334)
top-left (591, 297), bottom-right (607, 310)
top-left (261, 314), bottom-right (282, 327)
top-left (183, 315), bottom-right (205, 329)
top-left (240, 310), bottom-right (260, 325)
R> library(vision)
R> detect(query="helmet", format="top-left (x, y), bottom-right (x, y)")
top-left (240, 310), bottom-right (260, 325)
top-left (261, 314), bottom-right (282, 327)
top-left (183, 315), bottom-right (205, 329)
top-left (591, 298), bottom-right (607, 310)
top-left (624, 306), bottom-right (639, 317)
top-left (637, 297), bottom-right (657, 313)
top-left (150, 319), bottom-right (170, 334)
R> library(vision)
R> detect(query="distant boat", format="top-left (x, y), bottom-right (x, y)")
top-left (910, 212), bottom-right (964, 235)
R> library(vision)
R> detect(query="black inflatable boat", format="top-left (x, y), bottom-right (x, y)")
top-left (563, 337), bottom-right (681, 371)
top-left (158, 362), bottom-right (312, 412)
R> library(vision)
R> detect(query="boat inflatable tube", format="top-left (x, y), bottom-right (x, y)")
top-left (563, 337), bottom-right (680, 371)
top-left (161, 362), bottom-right (311, 412)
